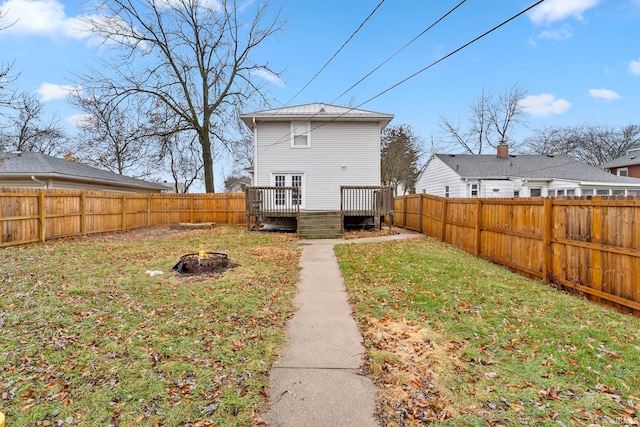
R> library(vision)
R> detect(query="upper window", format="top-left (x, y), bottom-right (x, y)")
top-left (444, 185), bottom-right (450, 198)
top-left (618, 168), bottom-right (629, 177)
top-left (291, 122), bottom-right (310, 148)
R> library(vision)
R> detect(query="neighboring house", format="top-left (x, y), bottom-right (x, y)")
top-left (600, 143), bottom-right (640, 178)
top-left (0, 151), bottom-right (167, 193)
top-left (416, 144), bottom-right (640, 198)
top-left (239, 103), bottom-right (394, 236)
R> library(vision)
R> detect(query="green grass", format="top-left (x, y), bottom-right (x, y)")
top-left (0, 227), bottom-right (300, 426)
top-left (335, 237), bottom-right (640, 426)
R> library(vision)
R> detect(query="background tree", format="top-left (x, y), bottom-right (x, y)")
top-left (525, 123), bottom-right (640, 166)
top-left (381, 124), bottom-right (425, 195)
top-left (223, 127), bottom-right (254, 192)
top-left (438, 84), bottom-right (527, 154)
top-left (157, 131), bottom-right (204, 193)
top-left (79, 0), bottom-right (285, 192)
top-left (0, 93), bottom-right (66, 155)
top-left (70, 93), bottom-right (156, 177)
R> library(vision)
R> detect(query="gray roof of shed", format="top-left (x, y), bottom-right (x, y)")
top-left (434, 153), bottom-right (640, 185)
top-left (240, 102), bottom-right (394, 129)
top-left (0, 151), bottom-right (166, 190)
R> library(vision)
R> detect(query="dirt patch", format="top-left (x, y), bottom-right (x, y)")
top-left (363, 316), bottom-right (463, 425)
top-left (343, 228), bottom-right (399, 240)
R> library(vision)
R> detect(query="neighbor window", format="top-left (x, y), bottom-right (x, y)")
top-left (612, 189), bottom-right (625, 196)
top-left (618, 168), bottom-right (629, 177)
top-left (530, 188), bottom-right (542, 197)
top-left (596, 189), bottom-right (610, 196)
top-left (444, 185), bottom-right (450, 197)
top-left (470, 183), bottom-right (478, 197)
top-left (291, 122), bottom-right (311, 148)
top-left (567, 189), bottom-right (575, 196)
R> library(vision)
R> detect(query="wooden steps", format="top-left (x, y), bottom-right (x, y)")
top-left (297, 211), bottom-right (342, 239)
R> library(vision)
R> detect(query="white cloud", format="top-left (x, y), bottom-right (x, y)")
top-left (0, 0), bottom-right (87, 39)
top-left (251, 69), bottom-right (285, 88)
top-left (519, 93), bottom-right (571, 116)
top-left (528, 0), bottom-right (600, 25)
top-left (66, 113), bottom-right (93, 127)
top-left (588, 88), bottom-right (621, 100)
top-left (36, 82), bottom-right (81, 102)
top-left (537, 27), bottom-right (573, 41)
top-left (629, 59), bottom-right (640, 75)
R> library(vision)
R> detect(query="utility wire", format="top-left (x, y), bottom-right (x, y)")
top-left (331, 0), bottom-right (469, 104)
top-left (282, 0), bottom-right (385, 107)
top-left (353, 0), bottom-right (546, 111)
top-left (260, 0), bottom-right (547, 153)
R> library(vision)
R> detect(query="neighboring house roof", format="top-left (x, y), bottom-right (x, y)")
top-left (599, 144), bottom-right (640, 169)
top-left (432, 153), bottom-right (640, 185)
top-left (239, 102), bottom-right (394, 129)
top-left (0, 151), bottom-right (167, 191)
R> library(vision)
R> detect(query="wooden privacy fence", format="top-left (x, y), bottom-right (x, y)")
top-left (0, 188), bottom-right (246, 247)
top-left (394, 194), bottom-right (640, 316)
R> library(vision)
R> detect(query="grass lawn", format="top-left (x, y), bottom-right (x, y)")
top-left (336, 236), bottom-right (640, 426)
top-left (0, 226), bottom-right (300, 426)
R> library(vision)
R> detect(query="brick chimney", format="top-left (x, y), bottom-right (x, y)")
top-left (497, 143), bottom-right (509, 158)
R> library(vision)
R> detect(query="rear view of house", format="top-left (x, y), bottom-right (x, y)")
top-left (240, 103), bottom-right (394, 237)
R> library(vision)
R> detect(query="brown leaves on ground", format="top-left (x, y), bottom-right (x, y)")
top-left (363, 317), bottom-right (458, 426)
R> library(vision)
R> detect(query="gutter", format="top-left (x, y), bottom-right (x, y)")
top-left (31, 176), bottom-right (48, 189)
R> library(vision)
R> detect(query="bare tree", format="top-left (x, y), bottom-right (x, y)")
top-left (70, 93), bottom-right (155, 176)
top-left (223, 128), bottom-right (254, 192)
top-left (157, 131), bottom-right (204, 193)
top-left (381, 124), bottom-right (425, 195)
top-left (1, 11), bottom-right (19, 112)
top-left (525, 123), bottom-right (640, 166)
top-left (438, 84), bottom-right (527, 154)
top-left (0, 93), bottom-right (66, 154)
top-left (79, 0), bottom-right (285, 192)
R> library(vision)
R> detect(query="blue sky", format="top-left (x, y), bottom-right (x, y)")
top-left (1, 0), bottom-right (640, 188)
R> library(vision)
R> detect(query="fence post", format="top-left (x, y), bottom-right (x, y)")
top-left (38, 190), bottom-right (46, 242)
top-left (590, 198), bottom-right (603, 298)
top-left (121, 195), bottom-right (127, 231)
top-left (418, 194), bottom-right (424, 233)
top-left (80, 193), bottom-right (86, 236)
top-left (147, 195), bottom-right (152, 227)
top-left (402, 196), bottom-right (407, 228)
top-left (475, 198), bottom-right (482, 257)
top-left (440, 197), bottom-right (448, 242)
top-left (190, 196), bottom-right (195, 223)
top-left (542, 198), bottom-right (552, 283)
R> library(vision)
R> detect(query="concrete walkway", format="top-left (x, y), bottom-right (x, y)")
top-left (265, 230), bottom-right (423, 427)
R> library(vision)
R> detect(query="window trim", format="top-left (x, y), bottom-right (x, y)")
top-left (291, 122), bottom-right (311, 149)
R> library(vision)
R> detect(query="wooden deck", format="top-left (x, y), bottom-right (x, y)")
top-left (245, 186), bottom-right (394, 234)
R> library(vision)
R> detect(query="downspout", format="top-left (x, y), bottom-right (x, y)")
top-left (31, 176), bottom-right (48, 189)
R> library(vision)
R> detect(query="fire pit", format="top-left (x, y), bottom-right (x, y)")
top-left (172, 251), bottom-right (237, 275)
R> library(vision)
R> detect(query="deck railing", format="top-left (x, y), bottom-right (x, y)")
top-left (245, 186), bottom-right (300, 227)
top-left (340, 185), bottom-right (394, 216)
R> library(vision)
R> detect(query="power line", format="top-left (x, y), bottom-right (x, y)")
top-left (260, 0), bottom-right (547, 153)
top-left (331, 0), bottom-right (469, 104)
top-left (353, 0), bottom-right (546, 111)
top-left (282, 0), bottom-right (385, 107)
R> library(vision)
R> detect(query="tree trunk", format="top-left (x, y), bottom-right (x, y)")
top-left (199, 131), bottom-right (215, 193)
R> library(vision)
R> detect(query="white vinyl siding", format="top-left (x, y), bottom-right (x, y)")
top-left (416, 156), bottom-right (465, 197)
top-left (255, 121), bottom-right (381, 210)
